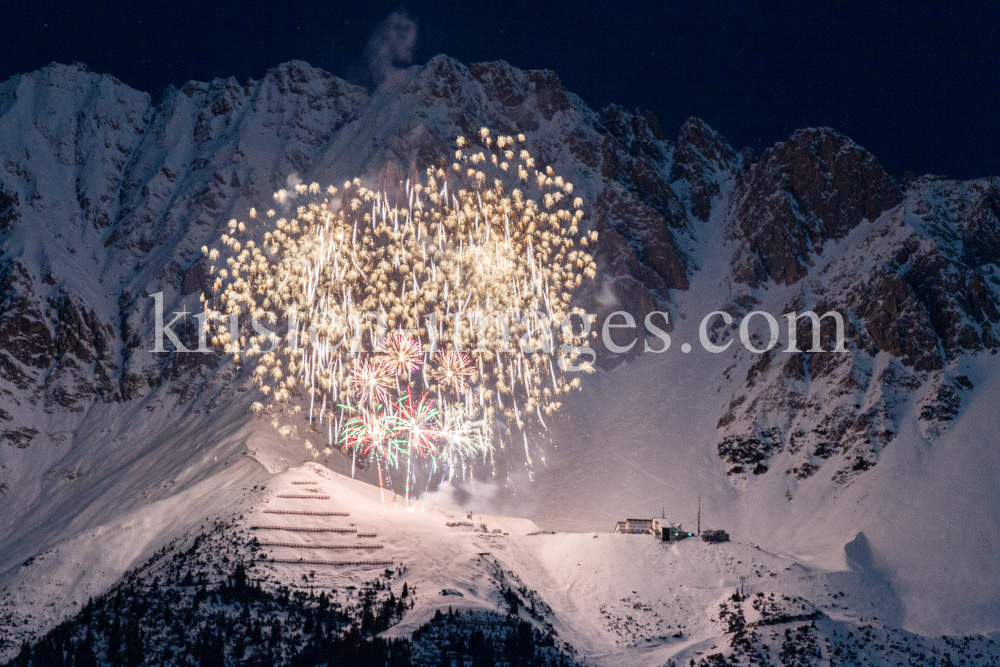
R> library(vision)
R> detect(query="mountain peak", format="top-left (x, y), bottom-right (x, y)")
top-left (4, 60), bottom-right (144, 106)
top-left (670, 116), bottom-right (739, 221)
top-left (3, 56), bottom-right (1000, 649)
top-left (729, 125), bottom-right (902, 286)
top-left (599, 104), bottom-right (672, 162)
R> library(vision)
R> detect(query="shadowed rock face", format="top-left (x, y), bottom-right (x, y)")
top-left (717, 172), bottom-right (1000, 482)
top-left (1, 57), bottom-right (999, 489)
top-left (729, 128), bottom-right (903, 286)
top-left (600, 104), bottom-right (672, 164)
top-left (670, 117), bottom-right (740, 222)
top-left (5, 58), bottom-right (1000, 659)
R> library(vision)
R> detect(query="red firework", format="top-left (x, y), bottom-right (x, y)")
top-left (340, 406), bottom-right (402, 464)
top-left (395, 388), bottom-right (442, 456)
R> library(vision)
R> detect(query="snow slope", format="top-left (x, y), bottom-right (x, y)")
top-left (10, 462), bottom-right (998, 665)
top-left (1, 56), bottom-right (1000, 657)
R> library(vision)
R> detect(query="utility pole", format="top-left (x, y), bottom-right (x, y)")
top-left (697, 495), bottom-right (701, 537)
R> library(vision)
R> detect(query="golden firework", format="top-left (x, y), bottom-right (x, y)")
top-left (205, 128), bottom-right (597, 469)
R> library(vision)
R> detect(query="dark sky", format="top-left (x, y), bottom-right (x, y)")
top-left (3, 1), bottom-right (999, 179)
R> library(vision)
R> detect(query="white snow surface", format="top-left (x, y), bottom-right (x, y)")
top-left (1, 57), bottom-right (999, 659)
top-left (8, 458), bottom-right (995, 665)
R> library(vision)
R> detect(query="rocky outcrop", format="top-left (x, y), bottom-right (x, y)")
top-left (0, 187), bottom-right (19, 233)
top-left (716, 172), bottom-right (1000, 485)
top-left (1, 58), bottom-right (997, 491)
top-left (728, 128), bottom-right (903, 286)
top-left (669, 117), bottom-right (740, 222)
top-left (0, 258), bottom-right (120, 410)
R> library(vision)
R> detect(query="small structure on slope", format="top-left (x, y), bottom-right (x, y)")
top-left (701, 528), bottom-right (730, 543)
top-left (612, 518), bottom-right (696, 541)
top-left (652, 519), bottom-right (694, 542)
top-left (613, 518), bottom-right (653, 534)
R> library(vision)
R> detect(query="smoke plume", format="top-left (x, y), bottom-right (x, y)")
top-left (363, 10), bottom-right (417, 87)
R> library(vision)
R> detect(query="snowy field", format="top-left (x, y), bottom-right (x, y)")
top-left (6, 457), bottom-right (998, 665)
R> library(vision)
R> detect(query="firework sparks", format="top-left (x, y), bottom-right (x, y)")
top-left (431, 350), bottom-right (473, 393)
top-left (206, 128), bottom-right (597, 498)
top-left (438, 404), bottom-right (494, 483)
top-left (349, 359), bottom-right (394, 406)
top-left (394, 389), bottom-right (442, 456)
top-left (380, 333), bottom-right (422, 376)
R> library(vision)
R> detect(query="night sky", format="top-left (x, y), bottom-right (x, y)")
top-left (2, 1), bottom-right (998, 179)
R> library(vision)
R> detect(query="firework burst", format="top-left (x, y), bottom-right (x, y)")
top-left (340, 405), bottom-right (401, 466)
top-left (339, 404), bottom-right (405, 508)
top-left (349, 359), bottom-right (393, 406)
top-left (393, 388), bottom-right (443, 503)
top-left (205, 128), bottom-right (597, 497)
top-left (380, 334), bottom-right (422, 376)
top-left (394, 389), bottom-right (442, 456)
top-left (431, 350), bottom-right (473, 393)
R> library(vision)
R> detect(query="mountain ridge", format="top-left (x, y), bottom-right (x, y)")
top-left (1, 56), bottom-right (999, 647)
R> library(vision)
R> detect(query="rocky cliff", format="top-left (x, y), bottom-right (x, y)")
top-left (2, 58), bottom-right (998, 495)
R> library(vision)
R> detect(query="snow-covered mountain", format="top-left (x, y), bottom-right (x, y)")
top-left (10, 466), bottom-right (1000, 666)
top-left (2, 57), bottom-right (1000, 662)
